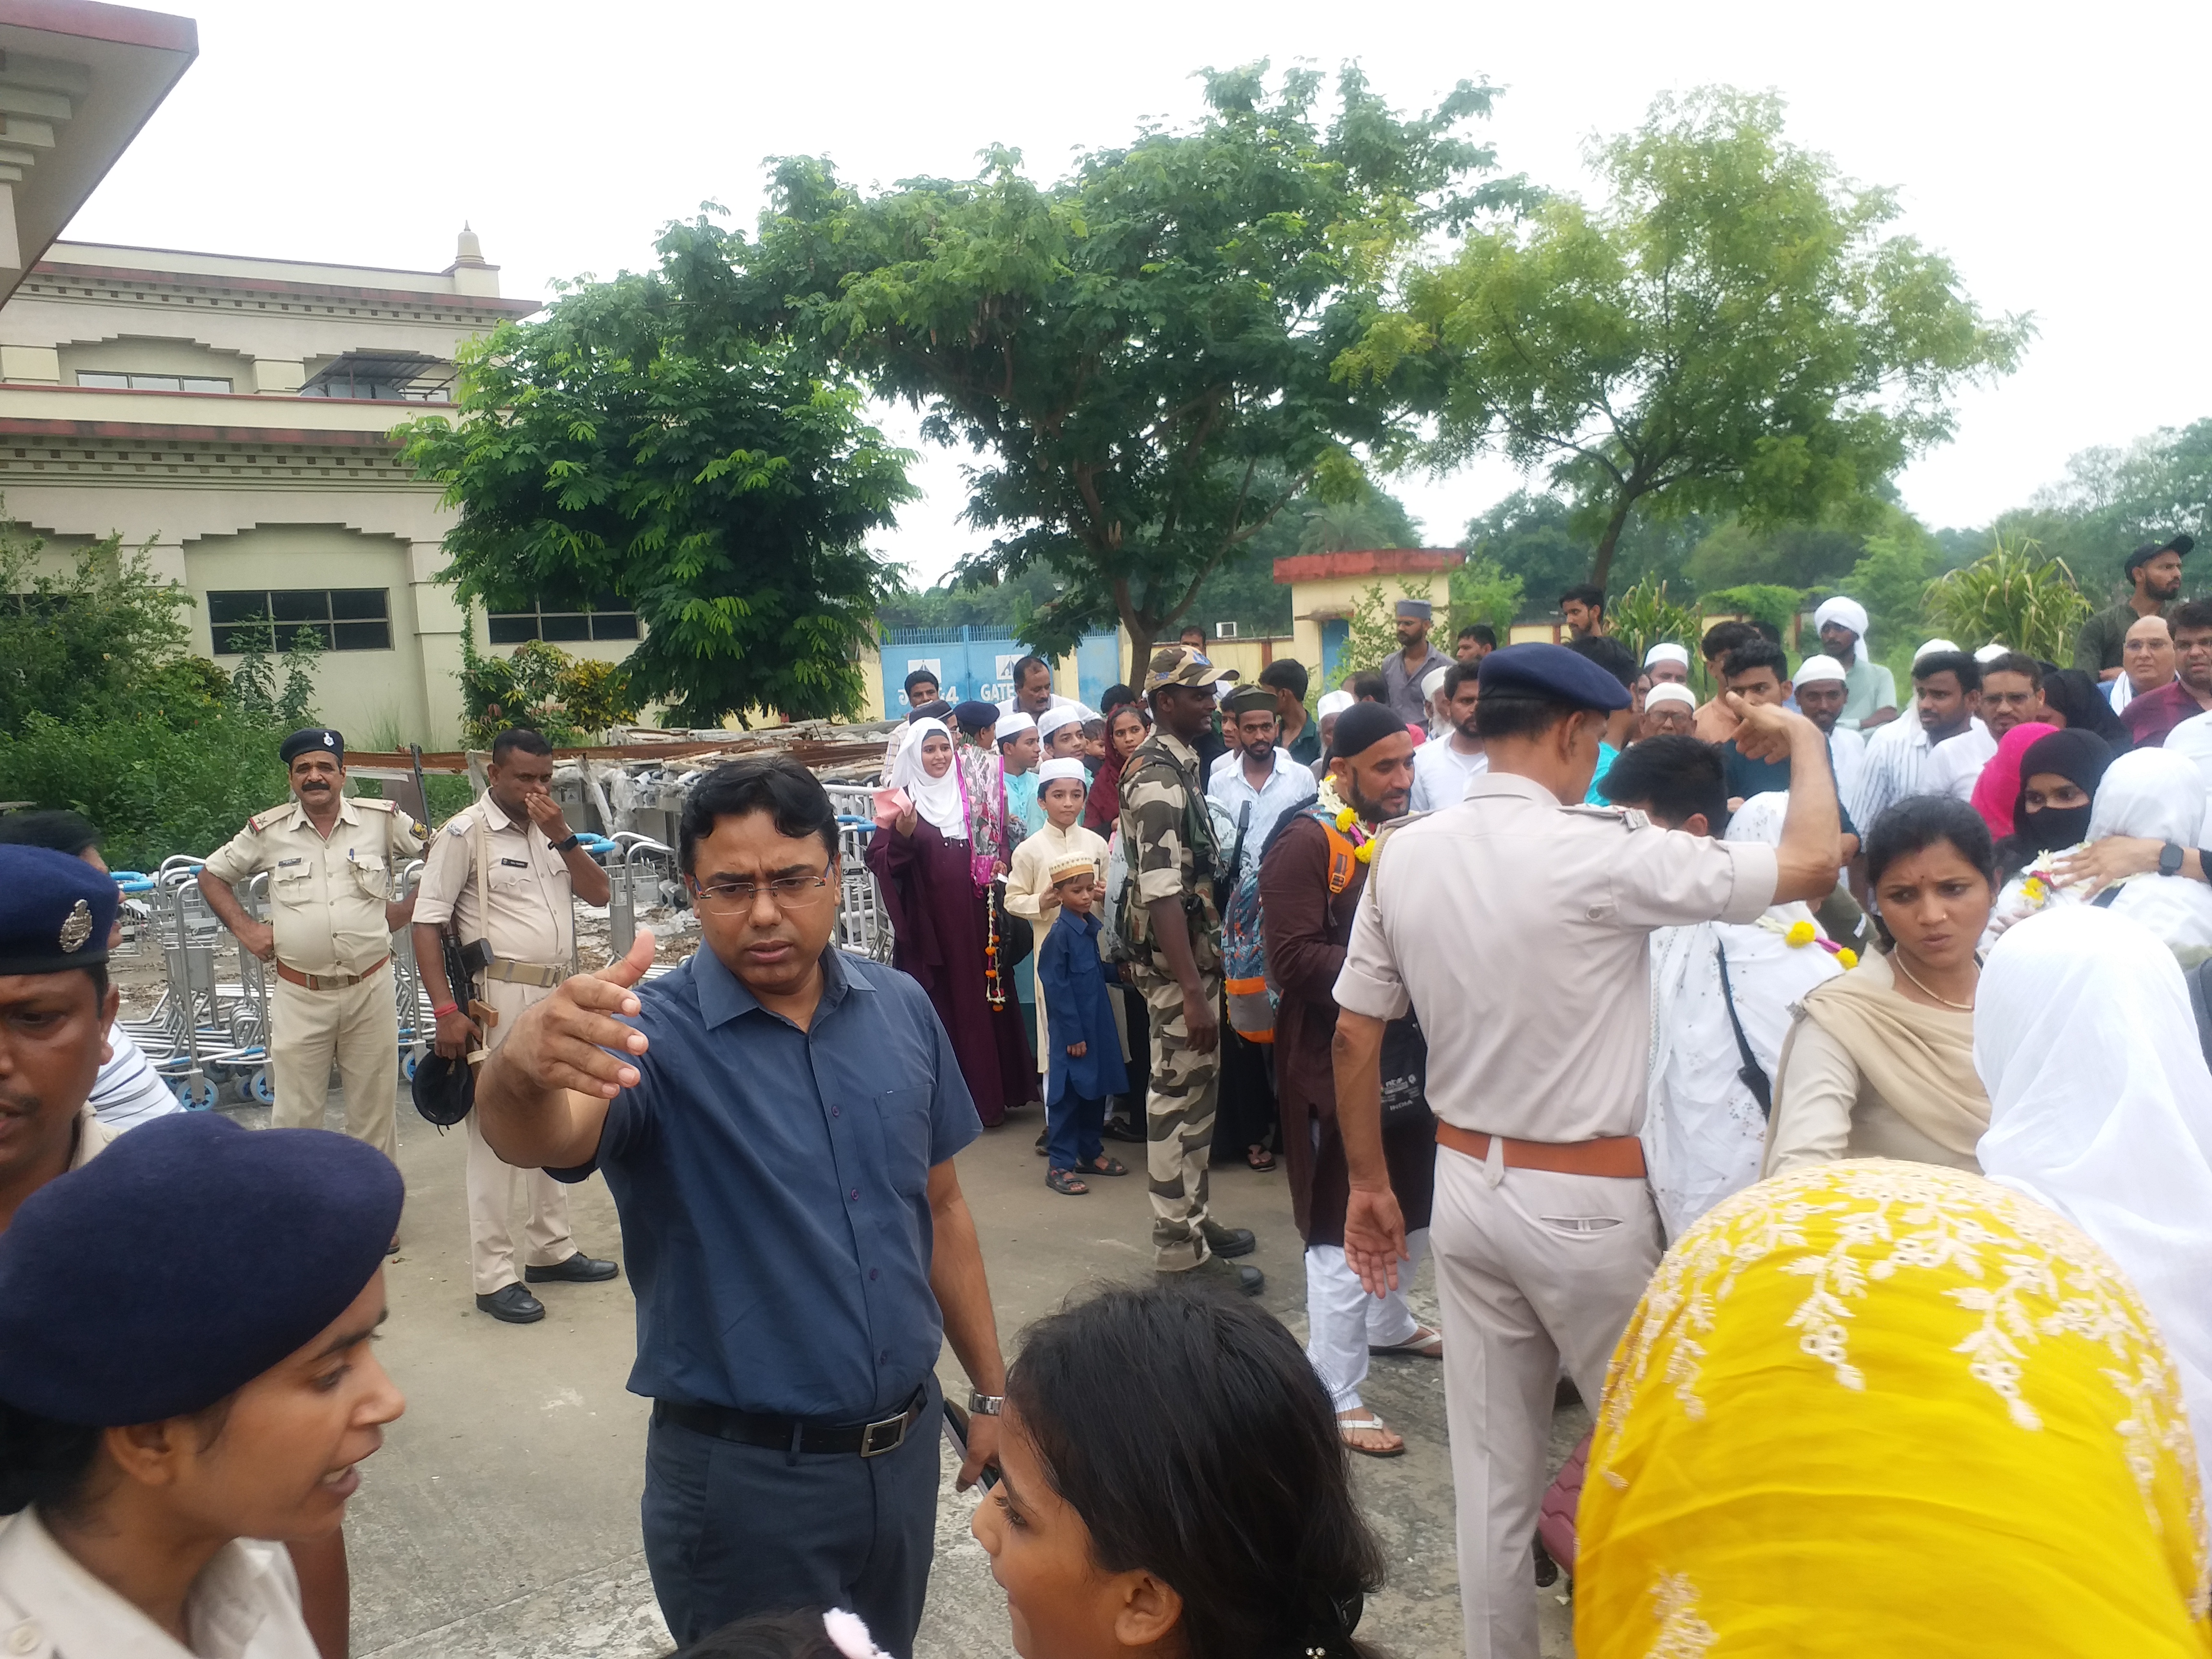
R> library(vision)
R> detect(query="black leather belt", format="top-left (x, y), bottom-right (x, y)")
top-left (654, 1387), bottom-right (927, 1457)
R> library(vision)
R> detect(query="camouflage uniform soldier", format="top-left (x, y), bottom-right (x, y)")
top-left (1118, 646), bottom-right (1263, 1295)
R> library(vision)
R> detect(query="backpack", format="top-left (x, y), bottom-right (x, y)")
top-left (1223, 805), bottom-right (1359, 1042)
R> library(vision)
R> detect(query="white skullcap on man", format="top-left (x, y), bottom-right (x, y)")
top-left (1318, 689), bottom-right (1354, 718)
top-left (1814, 596), bottom-right (1871, 649)
top-left (1645, 682), bottom-right (1697, 711)
top-left (1644, 642), bottom-right (1691, 669)
top-left (1975, 642), bottom-right (2010, 664)
top-left (1792, 655), bottom-right (1848, 685)
top-left (1036, 705), bottom-right (1086, 743)
top-left (995, 711), bottom-right (1036, 737)
top-left (1913, 638), bottom-right (1960, 665)
top-left (1035, 757), bottom-right (1088, 786)
top-left (1419, 660), bottom-right (1451, 695)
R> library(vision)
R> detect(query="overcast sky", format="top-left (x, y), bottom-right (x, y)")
top-left (65, 0), bottom-right (2209, 585)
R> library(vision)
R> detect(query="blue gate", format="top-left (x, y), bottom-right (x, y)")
top-left (880, 628), bottom-right (1122, 715)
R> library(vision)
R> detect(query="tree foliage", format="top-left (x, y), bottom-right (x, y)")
top-left (728, 63), bottom-right (1525, 662)
top-left (456, 631), bottom-right (639, 749)
top-left (1448, 556), bottom-right (1525, 638)
top-left (1347, 87), bottom-right (2029, 591)
top-left (1607, 576), bottom-right (1704, 681)
top-left (1978, 420), bottom-right (2212, 602)
top-left (397, 235), bottom-right (916, 727)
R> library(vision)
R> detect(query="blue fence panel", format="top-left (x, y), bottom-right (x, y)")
top-left (1319, 618), bottom-right (1350, 690)
top-left (879, 629), bottom-right (1122, 715)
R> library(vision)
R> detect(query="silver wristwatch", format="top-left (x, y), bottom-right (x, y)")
top-left (967, 1390), bottom-right (1004, 1417)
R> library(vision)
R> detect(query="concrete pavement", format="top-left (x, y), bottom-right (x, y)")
top-left (261, 1090), bottom-right (1581, 1658)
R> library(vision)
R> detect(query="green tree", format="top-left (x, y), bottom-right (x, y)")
top-left (1607, 575), bottom-right (1703, 677)
top-left (1837, 520), bottom-right (1942, 666)
top-left (1336, 582), bottom-right (1405, 678)
top-left (397, 237), bottom-right (916, 727)
top-left (1448, 556), bottom-right (1524, 638)
top-left (728, 63), bottom-right (1524, 664)
top-left (0, 525), bottom-right (201, 732)
top-left (1459, 489), bottom-right (1704, 613)
top-left (1344, 87), bottom-right (2029, 591)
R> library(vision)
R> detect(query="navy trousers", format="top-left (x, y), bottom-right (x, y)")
top-left (640, 1377), bottom-right (942, 1654)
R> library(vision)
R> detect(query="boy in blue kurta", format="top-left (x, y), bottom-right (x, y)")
top-left (1036, 854), bottom-right (1130, 1195)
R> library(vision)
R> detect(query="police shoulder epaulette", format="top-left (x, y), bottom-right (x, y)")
top-left (1376, 808), bottom-right (1434, 832)
top-left (247, 803), bottom-right (293, 832)
top-left (357, 796), bottom-right (396, 812)
top-left (1562, 802), bottom-right (1647, 830)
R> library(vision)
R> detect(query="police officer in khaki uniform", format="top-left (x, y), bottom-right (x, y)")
top-left (1328, 644), bottom-right (1841, 1659)
top-left (1119, 645), bottom-right (1260, 1297)
top-left (201, 730), bottom-right (421, 1173)
top-left (410, 728), bottom-right (620, 1323)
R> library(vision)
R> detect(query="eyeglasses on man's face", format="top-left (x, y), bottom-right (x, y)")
top-left (689, 869), bottom-right (835, 913)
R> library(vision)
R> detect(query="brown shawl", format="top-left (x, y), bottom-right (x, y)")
top-left (1794, 949), bottom-right (1989, 1160)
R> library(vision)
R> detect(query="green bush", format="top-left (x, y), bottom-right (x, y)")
top-left (0, 709), bottom-right (294, 872)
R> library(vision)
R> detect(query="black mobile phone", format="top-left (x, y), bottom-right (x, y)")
top-left (940, 1399), bottom-right (999, 1491)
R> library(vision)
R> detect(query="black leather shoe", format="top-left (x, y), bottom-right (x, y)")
top-left (1199, 1220), bottom-right (1256, 1259)
top-left (524, 1252), bottom-right (621, 1285)
top-left (1160, 1254), bottom-right (1264, 1297)
top-left (475, 1284), bottom-right (545, 1323)
top-left (1102, 1117), bottom-right (1148, 1144)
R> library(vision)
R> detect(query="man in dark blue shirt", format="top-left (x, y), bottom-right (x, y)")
top-left (475, 757), bottom-right (1006, 1655)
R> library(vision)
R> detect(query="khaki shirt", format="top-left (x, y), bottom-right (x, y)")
top-left (70, 1102), bottom-right (113, 1170)
top-left (1332, 772), bottom-right (1778, 1142)
top-left (203, 797), bottom-right (422, 977)
top-left (410, 797), bottom-right (575, 967)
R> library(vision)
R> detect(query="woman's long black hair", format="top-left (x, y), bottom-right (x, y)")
top-left (1006, 1284), bottom-right (1387, 1659)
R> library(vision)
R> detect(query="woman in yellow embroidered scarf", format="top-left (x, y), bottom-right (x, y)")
top-left (1575, 1161), bottom-right (2210, 1656)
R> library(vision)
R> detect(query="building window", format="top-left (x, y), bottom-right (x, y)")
top-left (208, 589), bottom-right (392, 653)
top-left (76, 372), bottom-right (233, 394)
top-left (487, 595), bottom-right (640, 644)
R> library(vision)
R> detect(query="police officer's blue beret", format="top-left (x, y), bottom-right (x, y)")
top-left (0, 1114), bottom-right (403, 1424)
top-left (0, 844), bottom-right (118, 976)
top-left (1476, 642), bottom-right (1632, 712)
top-left (280, 727), bottom-right (344, 767)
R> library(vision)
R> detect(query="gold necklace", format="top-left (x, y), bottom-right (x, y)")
top-left (1892, 952), bottom-right (1976, 1012)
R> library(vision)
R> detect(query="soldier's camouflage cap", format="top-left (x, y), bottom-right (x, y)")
top-left (1143, 645), bottom-right (1217, 692)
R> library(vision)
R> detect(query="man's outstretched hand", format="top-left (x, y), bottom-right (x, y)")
top-left (1344, 1181), bottom-right (1409, 1298)
top-left (501, 927), bottom-right (657, 1099)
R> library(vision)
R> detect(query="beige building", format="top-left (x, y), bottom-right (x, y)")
top-left (0, 232), bottom-right (591, 747)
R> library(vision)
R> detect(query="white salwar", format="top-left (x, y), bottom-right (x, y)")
top-left (1641, 794), bottom-right (1843, 1241)
top-left (1305, 1228), bottom-right (1432, 1413)
top-left (1975, 905), bottom-right (2212, 1495)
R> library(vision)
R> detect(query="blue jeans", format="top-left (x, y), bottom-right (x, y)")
top-left (639, 1377), bottom-right (941, 1654)
top-left (1046, 1091), bottom-right (1106, 1172)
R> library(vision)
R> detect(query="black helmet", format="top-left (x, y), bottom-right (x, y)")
top-left (410, 1049), bottom-right (474, 1129)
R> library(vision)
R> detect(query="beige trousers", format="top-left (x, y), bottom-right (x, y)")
top-left (1430, 1145), bottom-right (1662, 1659)
top-left (270, 965), bottom-right (398, 1163)
top-left (466, 975), bottom-right (574, 1294)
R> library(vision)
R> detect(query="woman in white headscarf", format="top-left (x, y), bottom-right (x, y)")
top-left (2077, 747), bottom-right (2212, 952)
top-left (1643, 792), bottom-right (1844, 1239)
top-left (1975, 904), bottom-right (2212, 1492)
top-left (866, 719), bottom-right (1037, 1125)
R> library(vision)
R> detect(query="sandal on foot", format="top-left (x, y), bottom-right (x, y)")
top-left (1084, 1155), bottom-right (1130, 1178)
top-left (1337, 1414), bottom-right (1406, 1458)
top-left (1246, 1144), bottom-right (1276, 1171)
top-left (1045, 1168), bottom-right (1090, 1195)
top-left (1370, 1324), bottom-right (1443, 1359)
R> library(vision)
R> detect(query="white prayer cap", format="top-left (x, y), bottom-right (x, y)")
top-left (1036, 705), bottom-right (1086, 742)
top-left (1645, 682), bottom-right (1697, 711)
top-left (1644, 642), bottom-right (1691, 669)
top-left (994, 711), bottom-right (1036, 737)
top-left (1318, 690), bottom-right (1354, 717)
top-left (1792, 654), bottom-right (1848, 685)
top-left (1913, 638), bottom-right (1960, 664)
top-left (1419, 660), bottom-right (1451, 694)
top-left (1036, 757), bottom-right (1089, 786)
top-left (1813, 596), bottom-right (1869, 638)
top-left (1974, 641), bottom-right (2011, 664)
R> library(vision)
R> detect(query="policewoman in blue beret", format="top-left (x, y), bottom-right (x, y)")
top-left (0, 1112), bottom-right (405, 1659)
top-left (198, 732), bottom-right (422, 1191)
top-left (1326, 643), bottom-right (1844, 1659)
